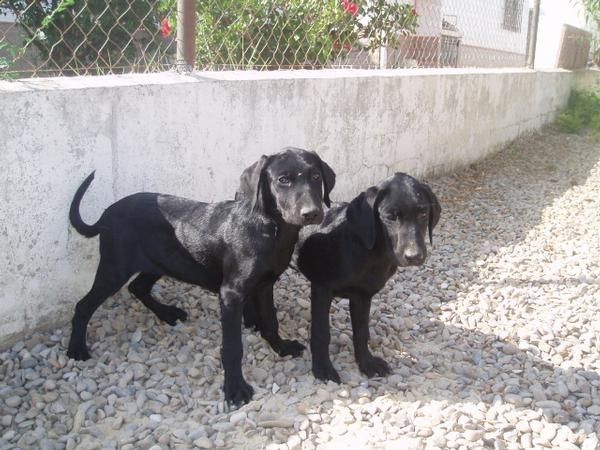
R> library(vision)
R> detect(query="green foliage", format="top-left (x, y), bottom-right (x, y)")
top-left (556, 89), bottom-right (600, 134)
top-left (571, 0), bottom-right (600, 25)
top-left (1, 0), bottom-right (168, 73)
top-left (358, 0), bottom-right (418, 50)
top-left (570, 0), bottom-right (600, 65)
top-left (1, 0), bottom-right (419, 73)
top-left (0, 42), bottom-right (15, 71)
top-left (160, 0), bottom-right (419, 69)
top-left (195, 0), bottom-right (357, 68)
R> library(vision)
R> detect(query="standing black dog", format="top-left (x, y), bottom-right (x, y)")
top-left (67, 147), bottom-right (335, 405)
top-left (297, 173), bottom-right (440, 382)
top-left (244, 173), bottom-right (440, 384)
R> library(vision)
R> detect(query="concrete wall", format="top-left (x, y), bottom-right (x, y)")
top-left (0, 68), bottom-right (575, 345)
top-left (573, 68), bottom-right (600, 91)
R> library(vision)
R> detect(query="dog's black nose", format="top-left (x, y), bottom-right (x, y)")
top-left (404, 248), bottom-right (425, 265)
top-left (300, 207), bottom-right (323, 224)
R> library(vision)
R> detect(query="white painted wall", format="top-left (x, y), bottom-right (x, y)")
top-left (442, 0), bottom-right (529, 54)
top-left (0, 68), bottom-right (577, 345)
top-left (0, 10), bottom-right (16, 22)
top-left (415, 0), bottom-right (443, 36)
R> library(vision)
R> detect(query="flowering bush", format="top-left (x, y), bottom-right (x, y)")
top-left (160, 0), bottom-right (419, 69)
top-left (358, 0), bottom-right (418, 50)
top-left (195, 0), bottom-right (358, 68)
top-left (160, 18), bottom-right (173, 39)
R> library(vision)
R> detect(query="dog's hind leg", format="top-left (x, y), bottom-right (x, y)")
top-left (128, 273), bottom-right (187, 325)
top-left (67, 259), bottom-right (129, 361)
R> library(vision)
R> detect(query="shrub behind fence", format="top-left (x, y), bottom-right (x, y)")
top-left (0, 0), bottom-right (539, 78)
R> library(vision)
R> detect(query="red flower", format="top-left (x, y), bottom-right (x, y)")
top-left (160, 18), bottom-right (172, 38)
top-left (411, 8), bottom-right (418, 16)
top-left (333, 40), bottom-right (353, 51)
top-left (342, 0), bottom-right (359, 16)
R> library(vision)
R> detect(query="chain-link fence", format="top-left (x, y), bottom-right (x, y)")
top-left (0, 0), bottom-right (176, 77)
top-left (1, 0), bottom-right (539, 78)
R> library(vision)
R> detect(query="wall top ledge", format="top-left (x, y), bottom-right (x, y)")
top-left (0, 67), bottom-right (574, 94)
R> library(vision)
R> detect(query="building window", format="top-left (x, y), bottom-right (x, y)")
top-left (503, 0), bottom-right (524, 32)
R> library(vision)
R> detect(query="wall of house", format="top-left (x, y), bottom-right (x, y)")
top-left (442, 0), bottom-right (529, 55)
top-left (414, 0), bottom-right (443, 36)
top-left (457, 46), bottom-right (526, 68)
top-left (0, 68), bottom-right (577, 345)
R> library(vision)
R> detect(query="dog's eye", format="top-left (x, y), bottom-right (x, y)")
top-left (278, 175), bottom-right (291, 185)
top-left (385, 213), bottom-right (396, 221)
top-left (311, 173), bottom-right (321, 181)
top-left (418, 211), bottom-right (428, 220)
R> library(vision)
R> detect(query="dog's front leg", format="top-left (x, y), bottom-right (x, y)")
top-left (255, 284), bottom-right (305, 358)
top-left (310, 284), bottom-right (340, 383)
top-left (220, 286), bottom-right (254, 406)
top-left (349, 295), bottom-right (391, 378)
top-left (242, 294), bottom-right (261, 331)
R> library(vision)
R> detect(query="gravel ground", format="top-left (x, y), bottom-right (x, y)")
top-left (1, 128), bottom-right (599, 450)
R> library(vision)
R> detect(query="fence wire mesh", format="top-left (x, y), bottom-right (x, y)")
top-left (1, 0), bottom-right (534, 78)
top-left (0, 0), bottom-right (176, 77)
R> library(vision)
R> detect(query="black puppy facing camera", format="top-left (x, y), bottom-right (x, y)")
top-left (296, 173), bottom-right (441, 383)
top-left (67, 147), bottom-right (335, 406)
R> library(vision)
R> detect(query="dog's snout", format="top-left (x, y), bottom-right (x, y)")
top-left (404, 248), bottom-right (425, 265)
top-left (300, 206), bottom-right (323, 224)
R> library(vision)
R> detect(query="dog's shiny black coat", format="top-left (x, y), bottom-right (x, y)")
top-left (294, 173), bottom-right (441, 383)
top-left (67, 147), bottom-right (335, 406)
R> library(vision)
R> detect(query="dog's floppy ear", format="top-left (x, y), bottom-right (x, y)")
top-left (420, 183), bottom-right (441, 245)
top-left (345, 186), bottom-right (380, 250)
top-left (237, 155), bottom-right (270, 212)
top-left (318, 158), bottom-right (336, 208)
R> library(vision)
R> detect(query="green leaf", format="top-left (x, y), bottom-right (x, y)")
top-left (41, 0), bottom-right (76, 29)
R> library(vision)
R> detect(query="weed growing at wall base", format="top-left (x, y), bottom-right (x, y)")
top-left (556, 89), bottom-right (600, 135)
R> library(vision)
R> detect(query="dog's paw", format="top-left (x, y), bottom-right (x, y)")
top-left (158, 305), bottom-right (188, 326)
top-left (276, 339), bottom-right (305, 358)
top-left (66, 345), bottom-right (91, 361)
top-left (243, 315), bottom-right (260, 331)
top-left (243, 307), bottom-right (261, 331)
top-left (224, 378), bottom-right (254, 407)
top-left (358, 355), bottom-right (391, 378)
top-left (312, 362), bottom-right (341, 384)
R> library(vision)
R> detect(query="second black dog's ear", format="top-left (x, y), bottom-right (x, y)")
top-left (346, 186), bottom-right (379, 250)
top-left (238, 155), bottom-right (270, 212)
top-left (420, 183), bottom-right (441, 245)
top-left (318, 158), bottom-right (336, 208)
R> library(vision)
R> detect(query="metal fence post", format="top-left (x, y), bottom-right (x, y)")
top-left (177, 0), bottom-right (196, 72)
top-left (526, 0), bottom-right (541, 69)
top-left (379, 46), bottom-right (388, 69)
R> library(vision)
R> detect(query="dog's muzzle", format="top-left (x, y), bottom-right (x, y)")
top-left (394, 247), bottom-right (426, 267)
top-left (300, 206), bottom-right (324, 225)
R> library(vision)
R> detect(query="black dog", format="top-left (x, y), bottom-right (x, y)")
top-left (297, 173), bottom-right (440, 383)
top-left (243, 172), bottom-right (440, 383)
top-left (67, 147), bottom-right (335, 405)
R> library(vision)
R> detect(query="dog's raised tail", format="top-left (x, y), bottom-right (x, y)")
top-left (69, 172), bottom-right (100, 238)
